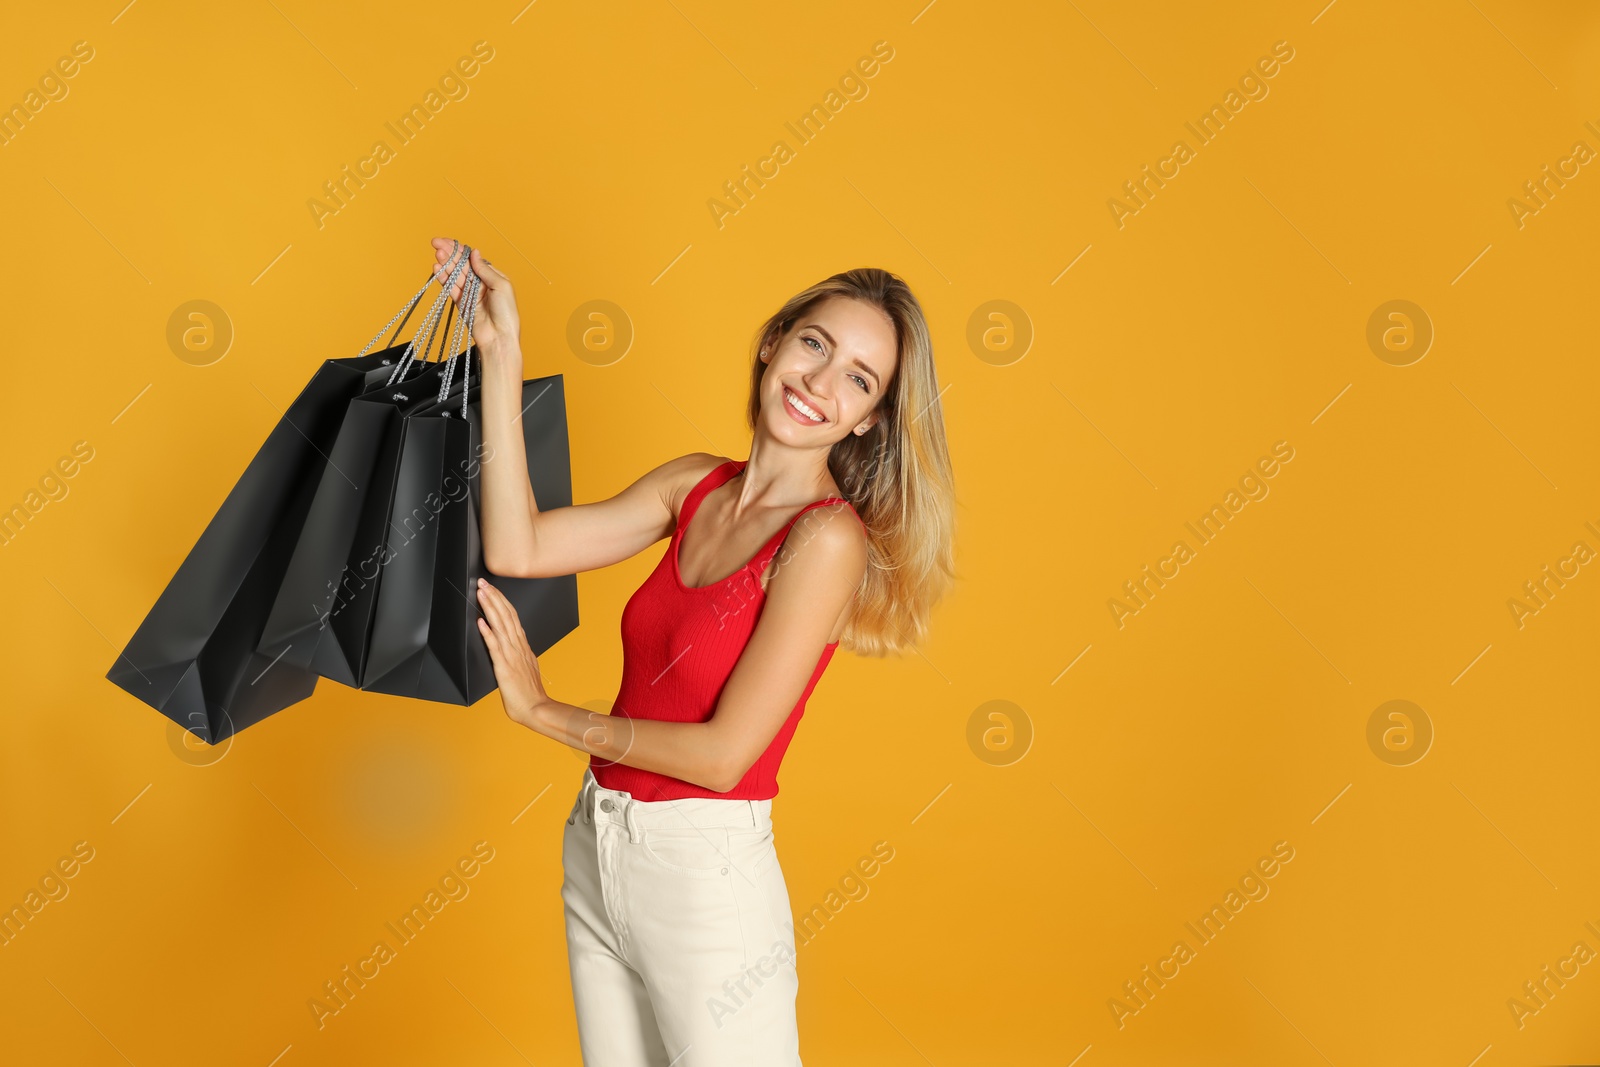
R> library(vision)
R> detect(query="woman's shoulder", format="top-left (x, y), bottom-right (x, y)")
top-left (661, 452), bottom-right (736, 521)
top-left (673, 452), bottom-right (736, 489)
top-left (771, 497), bottom-right (868, 581)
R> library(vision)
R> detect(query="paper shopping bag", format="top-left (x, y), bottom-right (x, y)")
top-left (258, 303), bottom-right (471, 686)
top-left (361, 350), bottom-right (580, 704)
top-left (105, 267), bottom-right (456, 742)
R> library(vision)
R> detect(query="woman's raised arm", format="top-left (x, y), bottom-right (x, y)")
top-left (431, 238), bottom-right (536, 577)
top-left (430, 238), bottom-right (712, 580)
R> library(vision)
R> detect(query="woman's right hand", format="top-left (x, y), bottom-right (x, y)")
top-left (431, 236), bottom-right (521, 360)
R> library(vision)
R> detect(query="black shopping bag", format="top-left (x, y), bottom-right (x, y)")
top-left (105, 269), bottom-right (450, 743)
top-left (258, 299), bottom-right (471, 686)
top-left (361, 346), bottom-right (579, 703)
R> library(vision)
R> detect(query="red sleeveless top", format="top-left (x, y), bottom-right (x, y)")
top-left (591, 459), bottom-right (859, 801)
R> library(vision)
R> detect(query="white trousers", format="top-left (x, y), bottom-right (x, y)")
top-left (561, 767), bottom-right (802, 1066)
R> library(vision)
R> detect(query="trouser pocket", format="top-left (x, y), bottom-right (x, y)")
top-left (727, 826), bottom-right (778, 880)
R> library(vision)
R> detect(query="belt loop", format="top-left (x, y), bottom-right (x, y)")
top-left (624, 798), bottom-right (641, 843)
top-left (745, 799), bottom-right (756, 827)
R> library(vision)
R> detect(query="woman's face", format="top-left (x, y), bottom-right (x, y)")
top-left (759, 295), bottom-right (898, 443)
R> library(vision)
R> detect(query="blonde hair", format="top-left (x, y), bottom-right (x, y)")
top-left (745, 268), bottom-right (956, 658)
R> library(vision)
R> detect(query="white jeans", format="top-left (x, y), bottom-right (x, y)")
top-left (561, 767), bottom-right (802, 1066)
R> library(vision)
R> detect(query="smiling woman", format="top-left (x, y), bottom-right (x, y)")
top-left (430, 237), bottom-right (956, 1065)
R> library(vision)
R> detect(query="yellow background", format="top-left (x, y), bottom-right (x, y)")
top-left (3, 1), bottom-right (1598, 1063)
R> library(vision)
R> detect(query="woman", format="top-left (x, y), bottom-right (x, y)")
top-left (428, 237), bottom-right (955, 1065)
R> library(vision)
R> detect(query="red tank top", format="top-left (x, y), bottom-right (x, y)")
top-left (591, 459), bottom-right (859, 801)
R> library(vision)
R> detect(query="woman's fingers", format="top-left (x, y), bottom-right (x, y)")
top-left (477, 616), bottom-right (503, 661)
top-left (504, 590), bottom-right (527, 642)
top-left (480, 576), bottom-right (514, 623)
top-left (477, 584), bottom-right (532, 689)
top-left (475, 585), bottom-right (499, 634)
top-left (430, 240), bottom-right (514, 332)
top-left (468, 246), bottom-right (512, 291)
top-left (478, 582), bottom-right (535, 676)
top-left (490, 588), bottom-right (520, 641)
top-left (477, 578), bottom-right (516, 635)
top-left (432, 237), bottom-right (465, 274)
top-left (430, 237), bottom-right (473, 303)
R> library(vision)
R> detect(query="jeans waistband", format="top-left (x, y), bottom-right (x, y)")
top-left (574, 767), bottom-right (772, 842)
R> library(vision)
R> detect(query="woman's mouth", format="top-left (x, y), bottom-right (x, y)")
top-left (783, 385), bottom-right (826, 424)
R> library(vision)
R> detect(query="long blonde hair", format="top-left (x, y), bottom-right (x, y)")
top-left (745, 267), bottom-right (956, 658)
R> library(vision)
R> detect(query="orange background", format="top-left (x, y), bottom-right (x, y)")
top-left (3, 1), bottom-right (1599, 1064)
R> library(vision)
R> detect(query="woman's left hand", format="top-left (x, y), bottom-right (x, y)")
top-left (476, 577), bottom-right (548, 727)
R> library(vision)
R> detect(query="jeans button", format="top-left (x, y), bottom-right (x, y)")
top-left (599, 798), bottom-right (615, 813)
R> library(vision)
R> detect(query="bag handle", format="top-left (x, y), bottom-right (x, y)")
top-left (357, 267), bottom-right (439, 358)
top-left (386, 298), bottom-right (458, 402)
top-left (458, 271), bottom-right (481, 419)
top-left (435, 271), bottom-right (482, 417)
top-left (418, 284), bottom-right (458, 371)
top-left (387, 241), bottom-right (470, 384)
top-left (386, 242), bottom-right (475, 386)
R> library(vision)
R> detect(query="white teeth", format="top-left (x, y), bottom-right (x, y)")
top-left (785, 387), bottom-right (823, 422)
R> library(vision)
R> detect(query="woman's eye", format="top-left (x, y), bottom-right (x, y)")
top-left (803, 336), bottom-right (823, 352)
top-left (852, 375), bottom-right (869, 392)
